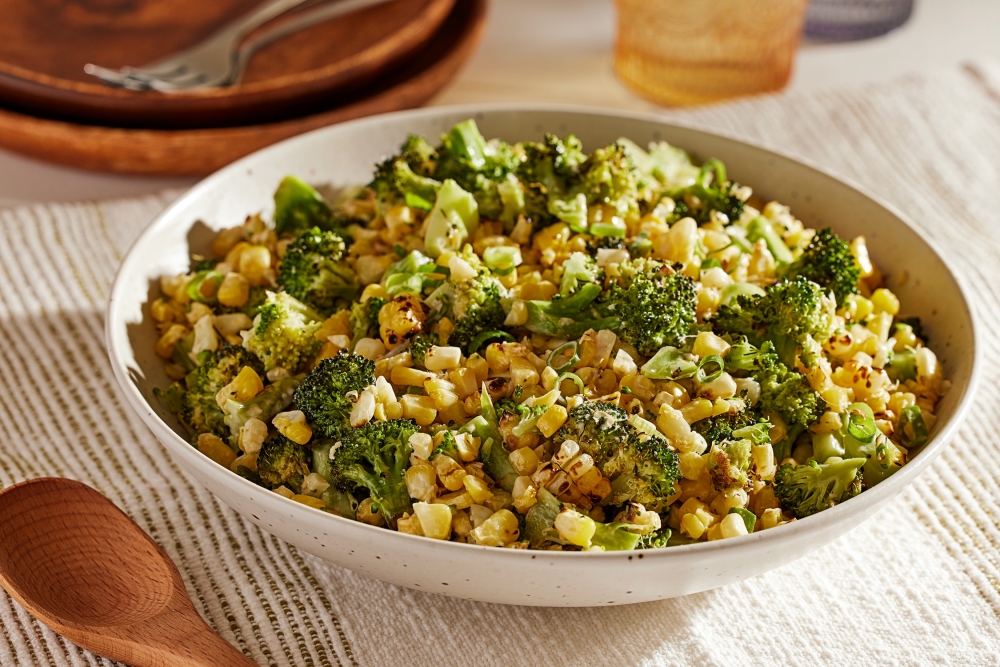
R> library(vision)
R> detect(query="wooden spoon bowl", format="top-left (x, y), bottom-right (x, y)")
top-left (0, 478), bottom-right (256, 667)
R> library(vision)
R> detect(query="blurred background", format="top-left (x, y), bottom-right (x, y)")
top-left (0, 0), bottom-right (997, 207)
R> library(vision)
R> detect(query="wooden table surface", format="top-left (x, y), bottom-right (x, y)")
top-left (1, 0), bottom-right (997, 208)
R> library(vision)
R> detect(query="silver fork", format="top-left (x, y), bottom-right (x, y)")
top-left (85, 0), bottom-right (393, 92)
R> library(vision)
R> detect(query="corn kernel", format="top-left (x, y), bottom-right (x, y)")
top-left (239, 418), bottom-right (268, 454)
top-left (197, 433), bottom-right (237, 468)
top-left (391, 365), bottom-right (436, 386)
top-left (510, 357), bottom-right (539, 389)
top-left (850, 236), bottom-right (874, 278)
top-left (273, 410), bottom-right (312, 445)
top-left (425, 345), bottom-right (462, 371)
top-left (680, 512), bottom-right (706, 540)
top-left (234, 366), bottom-right (264, 401)
top-left (554, 509), bottom-right (596, 547)
top-left (357, 498), bottom-right (385, 526)
top-left (720, 513), bottom-right (749, 539)
top-left (678, 451), bottom-right (706, 480)
top-left (680, 398), bottom-right (714, 424)
top-left (361, 283), bottom-right (388, 302)
top-left (509, 447), bottom-right (540, 476)
top-left (238, 245), bottom-right (272, 287)
top-left (452, 510), bottom-right (473, 537)
top-left (433, 455), bottom-right (467, 491)
top-left (463, 475), bottom-right (493, 503)
top-left (396, 512), bottom-right (424, 536)
top-left (273, 486), bottom-right (295, 499)
top-left (425, 377), bottom-right (460, 411)
top-left (291, 494), bottom-right (327, 510)
top-left (529, 404), bottom-right (567, 439)
top-left (433, 489), bottom-right (474, 510)
top-left (385, 400), bottom-right (404, 420)
top-left (413, 502), bottom-right (453, 540)
top-left (692, 331), bottom-right (731, 358)
top-left (465, 354), bottom-right (489, 384)
top-left (470, 509), bottom-right (520, 546)
top-left (448, 367), bottom-right (479, 399)
top-left (155, 323), bottom-right (189, 359)
top-left (504, 300), bottom-right (528, 326)
top-left (760, 508), bottom-right (784, 530)
top-left (455, 432), bottom-right (481, 462)
top-left (400, 394), bottom-right (437, 426)
top-left (217, 272), bottom-right (250, 307)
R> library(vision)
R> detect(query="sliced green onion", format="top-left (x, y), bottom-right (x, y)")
top-left (590, 222), bottom-right (626, 238)
top-left (846, 402), bottom-right (877, 443)
top-left (557, 372), bottom-right (585, 395)
top-left (404, 192), bottom-right (433, 211)
top-left (698, 158), bottom-right (727, 186)
top-left (700, 257), bottom-right (722, 270)
top-left (875, 441), bottom-right (893, 470)
top-left (547, 341), bottom-right (580, 373)
top-left (695, 354), bottom-right (724, 384)
top-left (185, 270), bottom-right (225, 303)
top-left (483, 245), bottom-right (523, 276)
top-left (468, 330), bottom-right (514, 354)
top-left (898, 405), bottom-right (929, 449)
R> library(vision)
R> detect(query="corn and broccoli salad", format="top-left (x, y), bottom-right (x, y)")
top-left (151, 119), bottom-right (946, 551)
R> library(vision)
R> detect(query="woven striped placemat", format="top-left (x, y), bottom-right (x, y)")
top-left (1, 61), bottom-right (999, 666)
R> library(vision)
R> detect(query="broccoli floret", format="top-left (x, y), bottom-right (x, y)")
top-left (668, 159), bottom-right (745, 223)
top-left (276, 227), bottom-right (358, 313)
top-left (369, 154), bottom-right (442, 215)
top-left (692, 408), bottom-right (766, 446)
top-left (273, 176), bottom-right (335, 237)
top-left (221, 375), bottom-right (300, 447)
top-left (330, 419), bottom-right (418, 522)
top-left (555, 401), bottom-right (635, 461)
top-left (705, 439), bottom-right (753, 491)
top-left (757, 362), bottom-right (823, 460)
top-left (349, 297), bottom-right (386, 347)
top-left (602, 264), bottom-right (697, 357)
top-left (175, 346), bottom-right (265, 439)
top-left (424, 247), bottom-right (506, 352)
top-left (517, 134), bottom-right (587, 228)
top-left (242, 291), bottom-right (324, 372)
top-left (558, 251), bottom-right (603, 298)
top-left (773, 457), bottom-right (866, 519)
top-left (585, 234), bottom-right (626, 256)
top-left (724, 338), bottom-right (778, 375)
top-left (713, 277), bottom-right (833, 368)
top-left (257, 433), bottom-right (312, 489)
top-left (636, 527), bottom-right (672, 549)
top-left (432, 119), bottom-right (521, 221)
top-left (294, 352), bottom-right (375, 440)
top-left (431, 430), bottom-right (460, 460)
top-left (399, 134), bottom-right (438, 175)
top-left (573, 142), bottom-right (640, 222)
top-left (782, 228), bottom-right (860, 305)
top-left (408, 332), bottom-right (438, 368)
top-left (601, 429), bottom-right (682, 513)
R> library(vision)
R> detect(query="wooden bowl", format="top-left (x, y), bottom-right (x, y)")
top-left (0, 0), bottom-right (454, 128)
top-left (0, 0), bottom-right (486, 175)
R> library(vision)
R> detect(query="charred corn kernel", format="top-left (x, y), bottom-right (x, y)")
top-left (554, 508), bottom-right (596, 547)
top-left (760, 508), bottom-right (784, 530)
top-left (425, 345), bottom-right (462, 371)
top-left (291, 494), bottom-right (327, 510)
top-left (463, 475), bottom-right (493, 504)
top-left (692, 331), bottom-right (731, 358)
top-left (470, 509), bottom-right (520, 546)
top-left (212, 226), bottom-right (245, 257)
top-left (357, 498), bottom-right (385, 526)
top-left (378, 295), bottom-right (427, 347)
top-left (452, 510), bottom-right (473, 537)
top-left (217, 272), bottom-right (250, 308)
top-left (510, 357), bottom-right (539, 388)
top-left (509, 447), bottom-right (540, 476)
top-left (238, 245), bottom-right (272, 287)
top-left (409, 432), bottom-right (433, 460)
top-left (720, 513), bottom-right (749, 539)
top-left (425, 377), bottom-right (460, 411)
top-left (680, 398), bottom-right (714, 424)
top-left (447, 367), bottom-right (478, 399)
top-left (455, 432), bottom-right (481, 462)
top-left (239, 418), bottom-right (268, 454)
top-left (396, 512), bottom-right (424, 536)
top-left (399, 394), bottom-right (437, 425)
top-left (465, 354), bottom-right (489, 384)
top-left (391, 365), bottom-right (436, 386)
top-left (198, 433), bottom-right (237, 468)
top-left (413, 502), bottom-right (452, 540)
top-left (273, 486), bottom-right (295, 499)
top-left (155, 323), bottom-right (189, 358)
top-left (273, 410), bottom-right (312, 444)
top-left (433, 455), bottom-right (467, 491)
top-left (433, 489), bottom-right (474, 510)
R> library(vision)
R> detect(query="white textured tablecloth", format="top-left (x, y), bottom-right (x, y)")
top-left (2, 61), bottom-right (1000, 666)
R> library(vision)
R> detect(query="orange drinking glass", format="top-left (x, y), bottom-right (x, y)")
top-left (614, 0), bottom-right (809, 107)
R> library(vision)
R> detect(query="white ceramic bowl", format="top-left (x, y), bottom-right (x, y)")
top-left (107, 106), bottom-right (980, 607)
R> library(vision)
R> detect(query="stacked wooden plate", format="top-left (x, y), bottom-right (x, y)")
top-left (0, 0), bottom-right (486, 175)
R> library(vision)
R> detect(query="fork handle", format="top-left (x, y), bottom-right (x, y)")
top-left (237, 0), bottom-right (396, 55)
top-left (222, 0), bottom-right (316, 40)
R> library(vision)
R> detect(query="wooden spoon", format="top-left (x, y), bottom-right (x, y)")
top-left (0, 477), bottom-right (257, 667)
